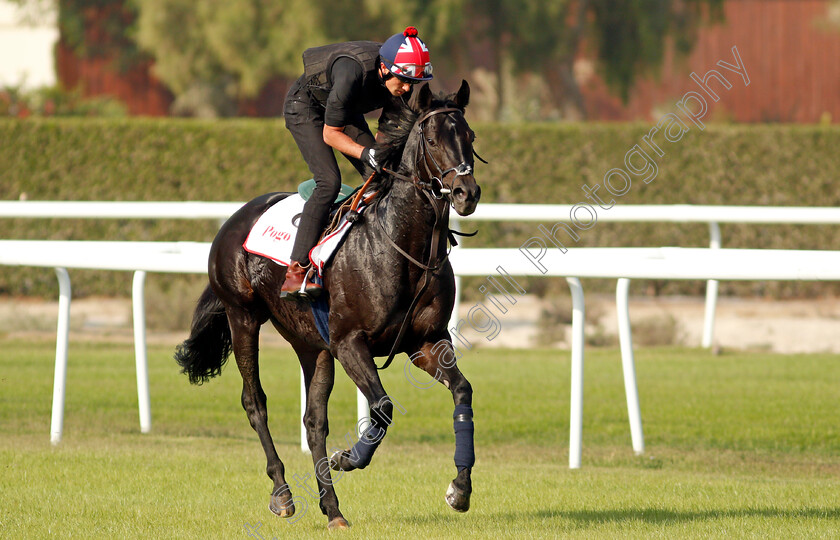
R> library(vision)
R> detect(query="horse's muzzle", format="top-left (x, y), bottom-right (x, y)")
top-left (451, 178), bottom-right (480, 216)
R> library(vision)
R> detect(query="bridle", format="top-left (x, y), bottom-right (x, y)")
top-left (382, 106), bottom-right (484, 202)
top-left (374, 105), bottom-right (479, 370)
top-left (416, 107), bottom-right (473, 200)
top-left (375, 105), bottom-right (478, 269)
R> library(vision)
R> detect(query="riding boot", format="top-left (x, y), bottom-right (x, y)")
top-left (280, 261), bottom-right (323, 300)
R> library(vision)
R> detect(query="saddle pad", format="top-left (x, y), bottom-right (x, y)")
top-left (242, 194), bottom-right (306, 266)
top-left (242, 193), bottom-right (366, 275)
top-left (308, 205), bottom-right (367, 277)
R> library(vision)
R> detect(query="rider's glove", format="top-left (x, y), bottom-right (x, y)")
top-left (361, 146), bottom-right (383, 174)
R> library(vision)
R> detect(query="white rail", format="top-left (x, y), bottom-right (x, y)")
top-left (4, 201), bottom-right (840, 466)
top-left (4, 240), bottom-right (840, 468)
top-left (7, 200), bottom-right (840, 348)
top-left (0, 201), bottom-right (244, 219)
top-left (463, 204), bottom-right (840, 224)
top-left (456, 204), bottom-right (840, 348)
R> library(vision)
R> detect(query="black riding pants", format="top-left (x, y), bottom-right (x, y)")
top-left (284, 79), bottom-right (375, 264)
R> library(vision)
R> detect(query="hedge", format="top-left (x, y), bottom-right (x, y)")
top-left (2, 118), bottom-right (840, 299)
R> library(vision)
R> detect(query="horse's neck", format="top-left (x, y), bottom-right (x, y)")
top-left (376, 178), bottom-right (445, 257)
top-left (373, 121), bottom-right (447, 258)
top-left (382, 128), bottom-right (435, 231)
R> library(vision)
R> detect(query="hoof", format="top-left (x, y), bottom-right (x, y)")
top-left (328, 517), bottom-right (351, 529)
top-left (269, 490), bottom-right (295, 518)
top-left (329, 449), bottom-right (355, 472)
top-left (445, 481), bottom-right (470, 513)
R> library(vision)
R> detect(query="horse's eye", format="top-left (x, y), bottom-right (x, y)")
top-left (426, 137), bottom-right (436, 146)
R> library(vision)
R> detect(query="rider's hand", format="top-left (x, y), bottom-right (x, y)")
top-left (361, 146), bottom-right (383, 174)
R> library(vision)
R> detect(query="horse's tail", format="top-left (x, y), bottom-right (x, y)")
top-left (174, 284), bottom-right (232, 385)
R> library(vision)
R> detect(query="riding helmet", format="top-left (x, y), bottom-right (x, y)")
top-left (379, 26), bottom-right (434, 82)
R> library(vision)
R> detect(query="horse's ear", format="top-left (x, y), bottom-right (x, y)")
top-left (416, 82), bottom-right (433, 112)
top-left (454, 80), bottom-right (470, 110)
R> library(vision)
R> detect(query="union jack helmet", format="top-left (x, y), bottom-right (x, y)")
top-left (379, 26), bottom-right (433, 82)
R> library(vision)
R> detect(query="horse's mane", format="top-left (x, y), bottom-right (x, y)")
top-left (369, 85), bottom-right (459, 195)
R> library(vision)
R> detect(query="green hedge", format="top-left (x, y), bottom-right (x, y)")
top-left (3, 118), bottom-right (840, 299)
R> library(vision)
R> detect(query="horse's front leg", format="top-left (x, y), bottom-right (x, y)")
top-left (227, 308), bottom-right (295, 518)
top-left (407, 336), bottom-right (474, 512)
top-left (329, 332), bottom-right (395, 473)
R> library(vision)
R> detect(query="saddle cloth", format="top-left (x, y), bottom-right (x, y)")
top-left (242, 193), bottom-right (365, 277)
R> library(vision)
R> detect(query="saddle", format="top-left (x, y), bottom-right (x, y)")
top-left (297, 178), bottom-right (356, 203)
top-left (298, 175), bottom-right (378, 240)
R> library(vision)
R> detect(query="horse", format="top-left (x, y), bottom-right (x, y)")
top-left (174, 80), bottom-right (481, 529)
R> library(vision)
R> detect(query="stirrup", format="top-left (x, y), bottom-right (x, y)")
top-left (280, 263), bottom-right (310, 301)
top-left (302, 267), bottom-right (324, 299)
top-left (283, 267), bottom-right (322, 302)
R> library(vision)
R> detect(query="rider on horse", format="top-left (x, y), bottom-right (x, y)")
top-left (281, 26), bottom-right (434, 299)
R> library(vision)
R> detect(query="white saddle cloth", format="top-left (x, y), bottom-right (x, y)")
top-left (242, 193), bottom-right (363, 277)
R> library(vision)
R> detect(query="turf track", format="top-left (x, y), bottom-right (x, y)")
top-left (1, 339), bottom-right (838, 538)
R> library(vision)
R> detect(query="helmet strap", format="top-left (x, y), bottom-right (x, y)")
top-left (378, 61), bottom-right (393, 86)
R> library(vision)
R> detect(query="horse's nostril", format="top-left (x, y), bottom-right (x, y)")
top-left (453, 187), bottom-right (466, 200)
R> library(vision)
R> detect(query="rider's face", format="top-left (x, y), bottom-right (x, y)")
top-left (381, 65), bottom-right (413, 96)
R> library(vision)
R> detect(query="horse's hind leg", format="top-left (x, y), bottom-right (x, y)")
top-left (295, 345), bottom-right (349, 529)
top-left (407, 337), bottom-right (474, 513)
top-left (227, 307), bottom-right (295, 517)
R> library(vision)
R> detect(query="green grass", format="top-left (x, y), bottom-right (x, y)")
top-left (1, 338), bottom-right (839, 538)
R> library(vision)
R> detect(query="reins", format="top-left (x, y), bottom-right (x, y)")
top-left (373, 105), bottom-right (471, 370)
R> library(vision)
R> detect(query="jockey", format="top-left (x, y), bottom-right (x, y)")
top-left (281, 26), bottom-right (434, 299)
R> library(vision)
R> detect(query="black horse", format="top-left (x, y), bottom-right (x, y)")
top-left (175, 81), bottom-right (480, 529)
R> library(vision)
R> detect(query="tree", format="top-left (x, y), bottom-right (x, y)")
top-left (589, 0), bottom-right (725, 101)
top-left (11, 0), bottom-right (725, 119)
top-left (545, 0), bottom-right (725, 119)
top-left (133, 0), bottom-right (327, 116)
top-left (9, 0), bottom-right (148, 72)
top-left (131, 0), bottom-right (448, 116)
top-left (422, 0), bottom-right (724, 120)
